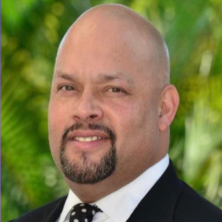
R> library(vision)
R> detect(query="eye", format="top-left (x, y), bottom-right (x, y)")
top-left (59, 85), bottom-right (75, 91)
top-left (108, 87), bottom-right (124, 93)
top-left (104, 86), bottom-right (129, 97)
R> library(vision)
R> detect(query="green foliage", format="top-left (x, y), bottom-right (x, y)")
top-left (1, 0), bottom-right (222, 221)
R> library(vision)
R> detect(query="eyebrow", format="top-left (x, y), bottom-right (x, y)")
top-left (54, 70), bottom-right (134, 85)
top-left (54, 70), bottom-right (79, 83)
top-left (97, 72), bottom-right (134, 85)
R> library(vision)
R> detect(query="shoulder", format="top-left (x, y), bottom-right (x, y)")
top-left (8, 196), bottom-right (67, 222)
top-left (128, 160), bottom-right (222, 222)
top-left (175, 181), bottom-right (222, 222)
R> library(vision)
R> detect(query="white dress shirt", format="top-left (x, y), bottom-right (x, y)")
top-left (56, 154), bottom-right (169, 222)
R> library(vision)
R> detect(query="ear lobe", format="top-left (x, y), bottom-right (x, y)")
top-left (158, 84), bottom-right (179, 131)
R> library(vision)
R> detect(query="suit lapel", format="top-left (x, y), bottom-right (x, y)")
top-left (127, 161), bottom-right (183, 222)
top-left (43, 196), bottom-right (67, 222)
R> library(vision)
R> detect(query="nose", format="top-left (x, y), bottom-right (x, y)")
top-left (73, 91), bottom-right (103, 122)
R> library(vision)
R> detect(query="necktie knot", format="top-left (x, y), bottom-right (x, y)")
top-left (69, 203), bottom-right (101, 222)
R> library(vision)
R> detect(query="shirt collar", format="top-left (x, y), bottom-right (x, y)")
top-left (57, 190), bottom-right (82, 222)
top-left (58, 154), bottom-right (169, 222)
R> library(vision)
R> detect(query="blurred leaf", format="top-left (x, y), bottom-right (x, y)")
top-left (1, 0), bottom-right (222, 221)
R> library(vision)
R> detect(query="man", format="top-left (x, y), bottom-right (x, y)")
top-left (11, 3), bottom-right (222, 222)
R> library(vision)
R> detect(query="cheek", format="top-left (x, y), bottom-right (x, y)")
top-left (48, 101), bottom-right (69, 160)
top-left (111, 100), bottom-right (159, 154)
top-left (118, 100), bottom-right (151, 129)
top-left (49, 102), bottom-right (61, 138)
top-left (110, 100), bottom-right (149, 141)
top-left (48, 99), bottom-right (71, 133)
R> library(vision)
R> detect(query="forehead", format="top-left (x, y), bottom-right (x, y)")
top-left (53, 12), bottom-right (168, 90)
top-left (55, 34), bottom-right (152, 85)
top-left (57, 15), bottom-right (152, 65)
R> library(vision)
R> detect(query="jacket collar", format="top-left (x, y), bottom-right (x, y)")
top-left (127, 161), bottom-right (183, 222)
top-left (44, 196), bottom-right (67, 222)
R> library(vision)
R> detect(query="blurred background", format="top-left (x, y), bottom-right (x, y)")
top-left (1, 0), bottom-right (222, 221)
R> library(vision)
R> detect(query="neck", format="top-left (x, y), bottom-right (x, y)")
top-left (65, 171), bottom-right (134, 203)
top-left (65, 153), bottom-right (166, 203)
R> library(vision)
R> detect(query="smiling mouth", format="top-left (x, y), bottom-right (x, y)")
top-left (70, 136), bottom-right (108, 142)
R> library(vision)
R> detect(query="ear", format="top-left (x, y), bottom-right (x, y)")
top-left (158, 84), bottom-right (179, 131)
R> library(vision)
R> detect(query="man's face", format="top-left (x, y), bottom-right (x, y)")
top-left (48, 22), bottom-right (162, 185)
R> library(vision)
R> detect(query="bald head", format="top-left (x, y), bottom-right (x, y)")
top-left (56, 4), bottom-right (170, 86)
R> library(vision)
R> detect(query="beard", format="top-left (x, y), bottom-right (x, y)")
top-left (60, 123), bottom-right (117, 184)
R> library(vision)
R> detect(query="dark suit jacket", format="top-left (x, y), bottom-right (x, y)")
top-left (10, 162), bottom-right (222, 222)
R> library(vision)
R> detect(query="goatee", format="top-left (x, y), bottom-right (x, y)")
top-left (60, 123), bottom-right (117, 184)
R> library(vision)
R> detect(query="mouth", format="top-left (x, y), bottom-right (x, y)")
top-left (70, 136), bottom-right (109, 142)
top-left (65, 130), bottom-right (110, 151)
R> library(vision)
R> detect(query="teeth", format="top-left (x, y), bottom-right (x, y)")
top-left (74, 136), bottom-right (103, 142)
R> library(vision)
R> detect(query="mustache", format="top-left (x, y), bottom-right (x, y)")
top-left (61, 123), bottom-right (116, 148)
